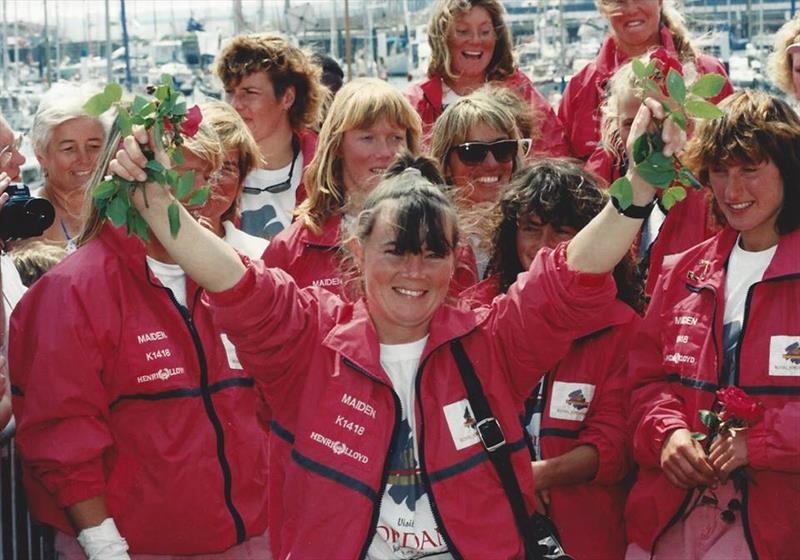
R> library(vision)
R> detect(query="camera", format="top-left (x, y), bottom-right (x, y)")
top-left (0, 184), bottom-right (55, 242)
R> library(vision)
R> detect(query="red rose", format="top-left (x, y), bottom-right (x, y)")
top-left (716, 386), bottom-right (765, 424)
top-left (180, 105), bottom-right (202, 138)
top-left (162, 117), bottom-right (173, 132)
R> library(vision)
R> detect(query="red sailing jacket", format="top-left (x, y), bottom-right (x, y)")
top-left (405, 69), bottom-right (568, 156)
top-left (262, 213), bottom-right (479, 297)
top-left (463, 275), bottom-right (637, 559)
top-left (558, 26), bottom-right (733, 160)
top-left (9, 224), bottom-right (269, 555)
top-left (209, 244), bottom-right (617, 559)
top-left (626, 227), bottom-right (800, 559)
top-left (293, 128), bottom-right (318, 207)
top-left (584, 151), bottom-right (720, 296)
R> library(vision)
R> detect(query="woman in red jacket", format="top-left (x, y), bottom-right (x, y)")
top-left (262, 78), bottom-right (423, 295)
top-left (463, 159), bottom-right (643, 559)
top-left (558, 0), bottom-right (732, 160)
top-left (106, 107), bottom-right (672, 557)
top-left (626, 90), bottom-right (800, 559)
top-left (405, 0), bottom-right (567, 156)
top-left (9, 121), bottom-right (271, 558)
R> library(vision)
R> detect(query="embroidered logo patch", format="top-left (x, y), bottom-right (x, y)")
top-left (769, 336), bottom-right (800, 376)
top-left (443, 399), bottom-right (480, 450)
top-left (549, 382), bottom-right (595, 421)
top-left (220, 333), bottom-right (243, 370)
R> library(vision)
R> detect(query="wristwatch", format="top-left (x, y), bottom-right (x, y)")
top-left (611, 195), bottom-right (656, 219)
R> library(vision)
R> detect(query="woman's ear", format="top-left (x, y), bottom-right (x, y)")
top-left (280, 85), bottom-right (296, 113)
top-left (348, 236), bottom-right (365, 272)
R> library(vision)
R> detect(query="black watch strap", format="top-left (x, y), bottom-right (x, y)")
top-left (611, 195), bottom-right (656, 219)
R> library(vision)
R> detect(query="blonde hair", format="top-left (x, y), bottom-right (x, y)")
top-left (214, 33), bottom-right (323, 130)
top-left (77, 114), bottom-right (224, 248)
top-left (429, 85), bottom-right (522, 189)
top-left (600, 51), bottom-right (700, 156)
top-left (427, 0), bottom-right (516, 83)
top-left (767, 16), bottom-right (800, 97)
top-left (9, 240), bottom-right (68, 286)
top-left (296, 78), bottom-right (422, 235)
top-left (596, 0), bottom-right (697, 62)
top-left (200, 101), bottom-right (261, 222)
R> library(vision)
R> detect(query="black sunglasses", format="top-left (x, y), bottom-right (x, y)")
top-left (242, 137), bottom-right (299, 195)
top-left (450, 139), bottom-right (531, 166)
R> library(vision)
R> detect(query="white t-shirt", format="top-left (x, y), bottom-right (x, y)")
top-left (146, 257), bottom-right (187, 309)
top-left (441, 85), bottom-right (461, 112)
top-left (222, 220), bottom-right (269, 260)
top-left (367, 336), bottom-right (453, 560)
top-left (2, 255), bottom-right (26, 352)
top-left (720, 237), bottom-right (777, 384)
top-left (239, 150), bottom-right (303, 240)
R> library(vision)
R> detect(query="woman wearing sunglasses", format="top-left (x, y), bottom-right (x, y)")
top-left (462, 159), bottom-right (643, 560)
top-left (558, 0), bottom-right (731, 161)
top-left (430, 86), bottom-right (529, 278)
top-left (406, 0), bottom-right (567, 156)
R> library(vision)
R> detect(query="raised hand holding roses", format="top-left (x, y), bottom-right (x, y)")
top-left (84, 75), bottom-right (207, 240)
top-left (609, 48), bottom-right (727, 212)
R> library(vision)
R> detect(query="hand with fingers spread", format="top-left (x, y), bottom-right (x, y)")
top-left (660, 428), bottom-right (718, 489)
top-left (709, 428), bottom-right (749, 483)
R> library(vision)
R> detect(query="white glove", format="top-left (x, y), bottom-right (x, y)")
top-left (76, 518), bottom-right (130, 560)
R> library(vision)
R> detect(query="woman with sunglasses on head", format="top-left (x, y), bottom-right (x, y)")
top-left (626, 90), bottom-right (800, 560)
top-left (263, 78), bottom-right (476, 297)
top-left (215, 33), bottom-right (323, 241)
top-left (9, 120), bottom-right (271, 559)
top-left (406, 0), bottom-right (567, 156)
top-left (101, 101), bottom-right (670, 556)
top-left (430, 86), bottom-right (530, 278)
top-left (462, 159), bottom-right (644, 560)
top-left (558, 0), bottom-right (732, 161)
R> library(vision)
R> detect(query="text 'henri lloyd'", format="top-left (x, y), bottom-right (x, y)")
top-left (342, 393), bottom-right (377, 419)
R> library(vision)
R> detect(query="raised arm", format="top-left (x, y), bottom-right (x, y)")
top-left (565, 98), bottom-right (684, 273)
top-left (108, 128), bottom-right (245, 292)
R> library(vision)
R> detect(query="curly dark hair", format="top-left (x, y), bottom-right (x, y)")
top-left (487, 159), bottom-right (645, 314)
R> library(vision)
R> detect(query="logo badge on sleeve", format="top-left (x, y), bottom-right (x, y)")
top-left (549, 382), bottom-right (595, 422)
top-left (769, 336), bottom-right (800, 376)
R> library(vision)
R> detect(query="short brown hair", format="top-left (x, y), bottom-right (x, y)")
top-left (214, 33), bottom-right (323, 130)
top-left (427, 0), bottom-right (515, 82)
top-left (683, 90), bottom-right (800, 235)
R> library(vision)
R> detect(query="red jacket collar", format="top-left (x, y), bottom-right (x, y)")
top-left (295, 213), bottom-right (342, 249)
top-left (682, 227), bottom-right (800, 288)
top-left (322, 297), bottom-right (485, 382)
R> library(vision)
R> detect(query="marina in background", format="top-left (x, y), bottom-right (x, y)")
top-left (0, 0), bottom-right (795, 186)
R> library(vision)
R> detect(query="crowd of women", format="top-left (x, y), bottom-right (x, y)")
top-left (1, 1), bottom-right (798, 559)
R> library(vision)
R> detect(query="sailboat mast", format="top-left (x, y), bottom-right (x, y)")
top-left (105, 0), bottom-right (112, 82)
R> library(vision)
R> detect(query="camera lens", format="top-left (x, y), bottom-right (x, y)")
top-left (25, 198), bottom-right (56, 230)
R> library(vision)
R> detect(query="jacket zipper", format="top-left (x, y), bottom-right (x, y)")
top-left (647, 283), bottom-right (722, 557)
top-left (729, 273), bottom-right (800, 560)
top-left (414, 342), bottom-right (465, 560)
top-left (342, 357), bottom-right (403, 560)
top-left (151, 269), bottom-right (247, 544)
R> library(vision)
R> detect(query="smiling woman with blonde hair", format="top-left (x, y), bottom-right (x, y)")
top-left (406, 0), bottom-right (566, 155)
top-left (262, 78), bottom-right (423, 296)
